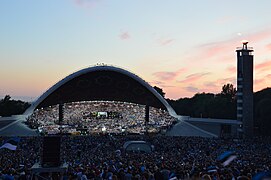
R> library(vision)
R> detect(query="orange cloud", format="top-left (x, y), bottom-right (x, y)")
top-left (153, 68), bottom-right (186, 81)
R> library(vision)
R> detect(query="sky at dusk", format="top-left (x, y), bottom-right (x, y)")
top-left (1, 0), bottom-right (271, 101)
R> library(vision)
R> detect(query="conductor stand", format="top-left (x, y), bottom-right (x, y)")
top-left (30, 162), bottom-right (68, 180)
top-left (30, 103), bottom-right (68, 180)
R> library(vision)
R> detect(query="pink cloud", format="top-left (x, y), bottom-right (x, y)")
top-left (202, 77), bottom-right (236, 94)
top-left (266, 74), bottom-right (271, 79)
top-left (205, 77), bottom-right (236, 89)
top-left (158, 38), bottom-right (174, 46)
top-left (195, 28), bottom-right (271, 61)
top-left (203, 45), bottom-right (227, 59)
top-left (254, 75), bottom-right (271, 92)
top-left (149, 80), bottom-right (176, 89)
top-left (164, 88), bottom-right (189, 99)
top-left (226, 66), bottom-right (236, 73)
top-left (248, 29), bottom-right (271, 43)
top-left (178, 72), bottom-right (210, 84)
top-left (254, 78), bottom-right (265, 85)
top-left (74, 0), bottom-right (100, 9)
top-left (183, 84), bottom-right (221, 95)
top-left (255, 60), bottom-right (271, 72)
top-left (204, 82), bottom-right (218, 88)
top-left (153, 68), bottom-right (186, 81)
top-left (266, 43), bottom-right (271, 50)
top-left (159, 84), bottom-right (176, 88)
top-left (216, 16), bottom-right (235, 24)
top-left (216, 77), bottom-right (236, 85)
top-left (184, 86), bottom-right (199, 93)
top-left (119, 32), bottom-right (130, 40)
top-left (149, 80), bottom-right (164, 86)
top-left (154, 28), bottom-right (271, 99)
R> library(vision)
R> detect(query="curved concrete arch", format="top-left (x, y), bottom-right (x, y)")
top-left (25, 65), bottom-right (177, 117)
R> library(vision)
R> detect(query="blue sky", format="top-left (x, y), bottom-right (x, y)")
top-left (1, 0), bottom-right (271, 100)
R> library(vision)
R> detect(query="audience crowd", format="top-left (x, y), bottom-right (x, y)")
top-left (26, 101), bottom-right (176, 135)
top-left (3, 101), bottom-right (271, 179)
top-left (1, 135), bottom-right (271, 180)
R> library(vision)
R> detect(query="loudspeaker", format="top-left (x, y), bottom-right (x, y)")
top-left (42, 136), bottom-right (61, 167)
top-left (145, 105), bottom-right (149, 123)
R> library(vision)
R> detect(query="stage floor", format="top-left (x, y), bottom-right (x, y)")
top-left (0, 115), bottom-right (38, 136)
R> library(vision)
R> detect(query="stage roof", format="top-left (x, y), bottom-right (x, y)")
top-left (26, 65), bottom-right (176, 116)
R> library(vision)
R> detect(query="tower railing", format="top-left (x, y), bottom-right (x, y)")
top-left (236, 47), bottom-right (253, 50)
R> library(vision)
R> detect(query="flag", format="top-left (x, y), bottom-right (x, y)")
top-left (0, 137), bottom-right (20, 151)
top-left (207, 166), bottom-right (218, 173)
top-left (217, 151), bottom-right (237, 167)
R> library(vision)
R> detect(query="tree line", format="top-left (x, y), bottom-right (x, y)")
top-left (167, 84), bottom-right (237, 119)
top-left (0, 95), bottom-right (30, 117)
top-left (1, 85), bottom-right (271, 136)
top-left (253, 88), bottom-right (271, 136)
top-left (155, 84), bottom-right (271, 136)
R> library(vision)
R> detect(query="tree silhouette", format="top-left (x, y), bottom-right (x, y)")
top-left (254, 88), bottom-right (271, 136)
top-left (153, 86), bottom-right (165, 97)
top-left (0, 95), bottom-right (30, 117)
top-left (168, 84), bottom-right (237, 119)
top-left (3, 95), bottom-right (11, 102)
top-left (220, 83), bottom-right (236, 101)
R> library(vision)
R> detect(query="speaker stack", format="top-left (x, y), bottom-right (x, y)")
top-left (59, 103), bottom-right (64, 125)
top-left (41, 136), bottom-right (61, 167)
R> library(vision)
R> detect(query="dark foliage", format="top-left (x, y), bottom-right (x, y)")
top-left (0, 95), bottom-right (30, 117)
top-left (2, 86), bottom-right (271, 136)
top-left (254, 88), bottom-right (271, 136)
top-left (167, 83), bottom-right (237, 119)
top-left (166, 85), bottom-right (271, 136)
top-left (153, 86), bottom-right (165, 98)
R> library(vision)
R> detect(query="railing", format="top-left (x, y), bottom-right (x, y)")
top-left (236, 47), bottom-right (253, 50)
